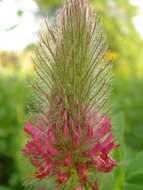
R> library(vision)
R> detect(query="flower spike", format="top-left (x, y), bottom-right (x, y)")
top-left (23, 0), bottom-right (118, 189)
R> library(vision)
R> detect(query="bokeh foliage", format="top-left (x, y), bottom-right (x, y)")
top-left (0, 0), bottom-right (143, 189)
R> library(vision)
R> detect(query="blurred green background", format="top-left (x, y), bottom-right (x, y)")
top-left (0, 0), bottom-right (143, 189)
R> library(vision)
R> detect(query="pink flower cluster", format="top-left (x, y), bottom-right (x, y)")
top-left (23, 111), bottom-right (118, 190)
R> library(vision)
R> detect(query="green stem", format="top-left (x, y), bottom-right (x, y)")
top-left (84, 183), bottom-right (90, 190)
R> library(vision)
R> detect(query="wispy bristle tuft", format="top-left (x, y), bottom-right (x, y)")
top-left (33, 0), bottom-right (112, 126)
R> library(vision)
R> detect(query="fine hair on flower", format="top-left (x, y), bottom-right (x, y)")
top-left (22, 0), bottom-right (119, 189)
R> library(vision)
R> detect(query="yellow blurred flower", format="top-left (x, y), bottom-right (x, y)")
top-left (105, 52), bottom-right (118, 61)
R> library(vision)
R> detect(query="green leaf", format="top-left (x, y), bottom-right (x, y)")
top-left (0, 186), bottom-right (13, 190)
top-left (124, 183), bottom-right (143, 190)
top-left (127, 173), bottom-right (143, 185)
top-left (124, 151), bottom-right (143, 190)
top-left (112, 112), bottom-right (125, 190)
top-left (17, 9), bottom-right (24, 17)
top-left (125, 151), bottom-right (143, 180)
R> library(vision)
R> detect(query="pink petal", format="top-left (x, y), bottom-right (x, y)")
top-left (87, 126), bottom-right (94, 138)
top-left (93, 155), bottom-right (116, 173)
top-left (96, 117), bottom-right (112, 139)
top-left (76, 163), bottom-right (88, 182)
top-left (74, 186), bottom-right (83, 190)
top-left (63, 124), bottom-right (69, 137)
top-left (64, 152), bottom-right (72, 166)
top-left (73, 130), bottom-right (80, 146)
top-left (56, 172), bottom-right (70, 184)
top-left (24, 122), bottom-right (43, 138)
top-left (63, 111), bottom-right (67, 123)
top-left (45, 141), bottom-right (59, 156)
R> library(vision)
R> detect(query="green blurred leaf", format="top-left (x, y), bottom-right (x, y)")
top-left (17, 9), bottom-right (24, 17)
top-left (124, 151), bottom-right (143, 189)
top-left (127, 173), bottom-right (143, 185)
top-left (0, 186), bottom-right (13, 190)
top-left (125, 151), bottom-right (143, 180)
top-left (124, 183), bottom-right (143, 190)
top-left (112, 112), bottom-right (125, 190)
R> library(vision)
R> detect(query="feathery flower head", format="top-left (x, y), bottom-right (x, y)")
top-left (23, 0), bottom-right (118, 189)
